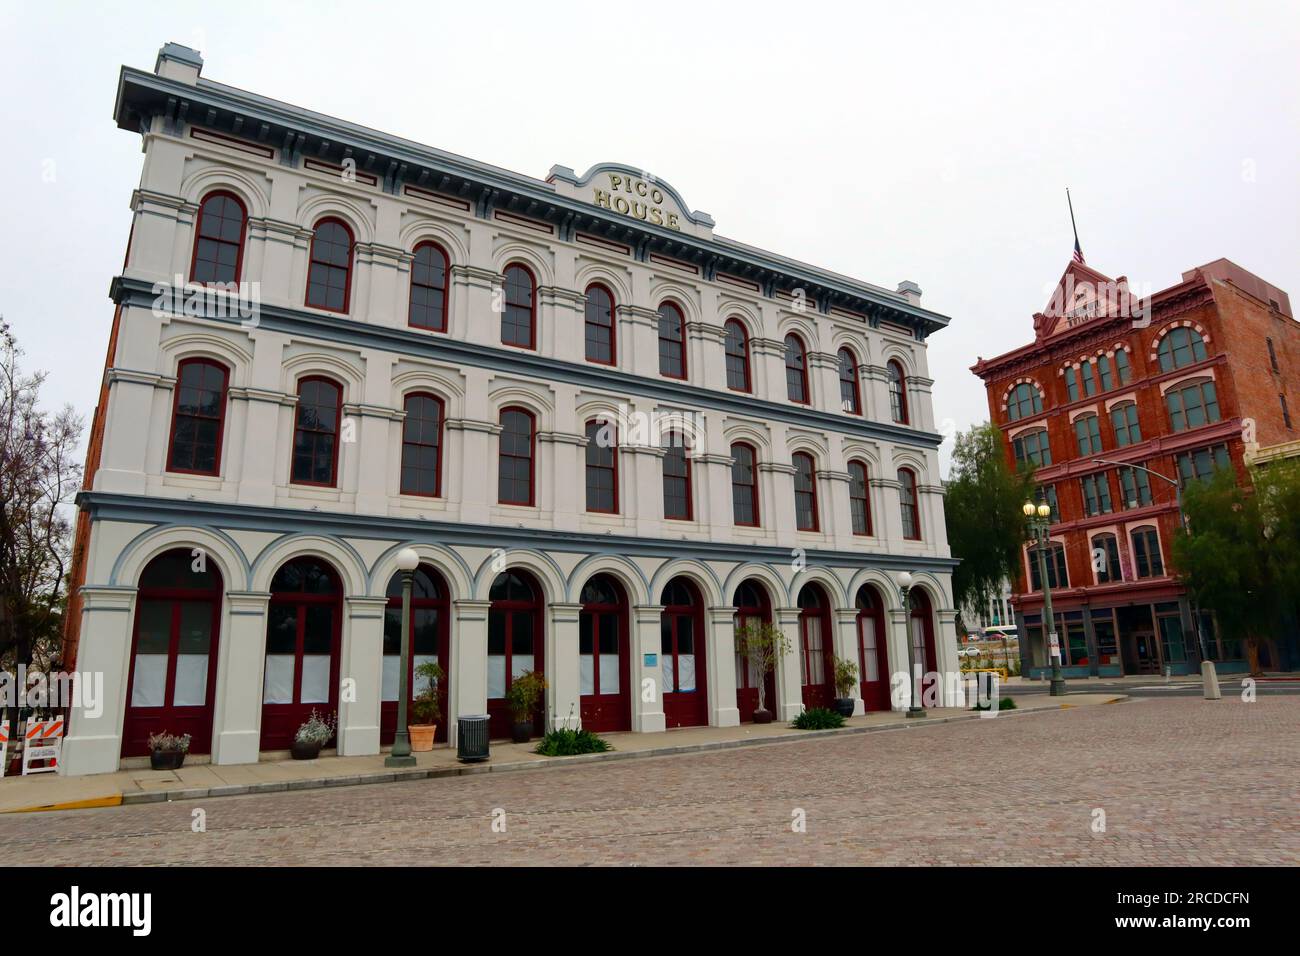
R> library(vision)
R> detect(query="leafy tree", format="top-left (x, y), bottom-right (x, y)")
top-left (1173, 461), bottom-right (1300, 676)
top-left (944, 423), bottom-right (1035, 620)
top-left (735, 621), bottom-right (791, 715)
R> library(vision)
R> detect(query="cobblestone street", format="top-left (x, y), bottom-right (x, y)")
top-left (6, 697), bottom-right (1297, 866)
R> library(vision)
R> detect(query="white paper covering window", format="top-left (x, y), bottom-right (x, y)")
top-left (860, 620), bottom-right (879, 682)
top-left (580, 656), bottom-right (594, 696)
top-left (301, 655), bottom-right (330, 703)
top-left (665, 654), bottom-right (695, 693)
top-left (599, 654), bottom-right (619, 695)
top-left (172, 655), bottom-right (209, 706)
top-left (263, 655), bottom-right (295, 704)
top-left (131, 654), bottom-right (167, 707)
top-left (488, 655), bottom-right (506, 699)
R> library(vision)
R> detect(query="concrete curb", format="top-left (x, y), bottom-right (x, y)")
top-left (100, 696), bottom-right (1125, 810)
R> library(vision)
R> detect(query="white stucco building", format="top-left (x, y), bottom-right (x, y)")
top-left (59, 43), bottom-right (961, 775)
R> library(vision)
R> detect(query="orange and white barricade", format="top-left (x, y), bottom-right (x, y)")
top-left (22, 715), bottom-right (63, 775)
top-left (0, 719), bottom-right (10, 776)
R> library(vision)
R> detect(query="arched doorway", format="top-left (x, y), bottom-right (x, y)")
top-left (578, 574), bottom-right (630, 733)
top-left (260, 557), bottom-right (342, 751)
top-left (660, 577), bottom-right (708, 727)
top-left (855, 584), bottom-right (890, 711)
top-left (381, 564), bottom-right (450, 745)
top-left (487, 569), bottom-right (544, 739)
top-left (733, 579), bottom-right (776, 722)
top-left (121, 549), bottom-right (223, 757)
top-left (909, 586), bottom-right (939, 686)
top-left (797, 582), bottom-right (834, 710)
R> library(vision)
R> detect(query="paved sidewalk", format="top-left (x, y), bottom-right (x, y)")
top-left (0, 693), bottom-right (1124, 814)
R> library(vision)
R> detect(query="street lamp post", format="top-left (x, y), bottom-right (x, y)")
top-left (898, 571), bottom-right (926, 718)
top-left (1023, 499), bottom-right (1066, 697)
top-left (385, 546), bottom-right (421, 769)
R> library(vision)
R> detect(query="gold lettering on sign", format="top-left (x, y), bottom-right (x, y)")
top-left (592, 172), bottom-right (681, 231)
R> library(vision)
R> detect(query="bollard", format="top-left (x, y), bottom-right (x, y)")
top-left (1201, 660), bottom-right (1221, 700)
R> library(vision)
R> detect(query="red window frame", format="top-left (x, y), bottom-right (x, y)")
top-left (723, 318), bottom-right (752, 393)
top-left (585, 418), bottom-right (619, 514)
top-left (660, 577), bottom-right (708, 727)
top-left (898, 466), bottom-right (921, 540)
top-left (304, 217), bottom-right (354, 314)
top-left (662, 433), bottom-right (694, 521)
top-left (501, 263), bottom-right (537, 350)
top-left (498, 406), bottom-right (536, 506)
top-left (793, 451), bottom-right (819, 532)
top-left (887, 360), bottom-right (910, 424)
top-left (408, 241), bottom-right (450, 332)
top-left (381, 564), bottom-right (450, 744)
top-left (487, 569), bottom-right (545, 738)
top-left (848, 459), bottom-right (872, 536)
top-left (290, 376), bottom-right (343, 487)
top-left (166, 358), bottom-right (229, 476)
top-left (400, 392), bottom-right (444, 497)
top-left (189, 190), bottom-right (247, 285)
top-left (785, 333), bottom-right (810, 404)
top-left (838, 347), bottom-right (862, 415)
top-left (658, 302), bottom-right (688, 379)
top-left (730, 441), bottom-right (761, 527)
top-left (584, 283), bottom-right (617, 365)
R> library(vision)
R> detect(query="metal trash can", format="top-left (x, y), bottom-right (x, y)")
top-left (457, 714), bottom-right (490, 763)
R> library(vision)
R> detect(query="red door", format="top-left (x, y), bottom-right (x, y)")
top-left (733, 580), bottom-right (776, 722)
top-left (381, 565), bottom-right (450, 745)
top-left (908, 588), bottom-right (938, 707)
top-left (260, 558), bottom-right (343, 751)
top-left (487, 570), bottom-right (544, 739)
top-left (579, 575), bottom-right (631, 733)
top-left (121, 550), bottom-right (222, 757)
top-left (797, 584), bottom-right (834, 710)
top-left (661, 578), bottom-right (708, 727)
top-left (856, 587), bottom-right (890, 711)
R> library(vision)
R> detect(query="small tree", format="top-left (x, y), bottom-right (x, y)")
top-left (1173, 462), bottom-right (1300, 676)
top-left (735, 621), bottom-right (791, 714)
top-left (944, 423), bottom-right (1036, 615)
top-left (833, 656), bottom-right (859, 699)
top-left (410, 660), bottom-right (446, 725)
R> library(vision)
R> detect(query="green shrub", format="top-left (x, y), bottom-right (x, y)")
top-left (535, 727), bottom-right (613, 756)
top-left (973, 696), bottom-right (1017, 711)
top-left (792, 707), bottom-right (845, 730)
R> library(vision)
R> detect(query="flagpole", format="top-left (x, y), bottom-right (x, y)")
top-left (1067, 188), bottom-right (1084, 264)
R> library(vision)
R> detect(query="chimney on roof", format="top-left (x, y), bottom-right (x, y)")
top-left (896, 280), bottom-right (922, 306)
top-left (156, 42), bottom-right (203, 84)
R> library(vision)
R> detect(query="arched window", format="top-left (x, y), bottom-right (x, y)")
top-left (382, 564), bottom-right (449, 744)
top-left (1114, 348), bottom-right (1132, 384)
top-left (1074, 413), bottom-right (1103, 456)
top-left (291, 377), bottom-right (342, 486)
top-left (498, 407), bottom-right (535, 506)
top-left (1091, 533), bottom-right (1122, 583)
top-left (838, 348), bottom-right (862, 414)
top-left (660, 577), bottom-right (707, 727)
top-left (501, 264), bottom-right (536, 349)
top-left (400, 393), bottom-right (443, 497)
top-left (585, 418), bottom-right (618, 513)
top-left (1012, 428), bottom-right (1052, 469)
top-left (733, 579), bottom-right (774, 722)
top-left (408, 242), bottom-right (449, 331)
top-left (487, 569), bottom-right (544, 738)
top-left (1166, 378), bottom-right (1220, 432)
top-left (1111, 401), bottom-right (1142, 447)
top-left (122, 549), bottom-right (223, 756)
top-left (730, 442), bottom-right (760, 527)
top-left (1007, 382), bottom-right (1042, 421)
top-left (887, 360), bottom-right (909, 424)
top-left (784, 334), bottom-right (810, 404)
top-left (190, 191), bottom-right (247, 284)
top-left (797, 583), bottom-right (833, 709)
top-left (662, 432), bottom-right (693, 521)
top-left (855, 584), bottom-right (889, 711)
top-left (898, 467), bottom-right (921, 540)
top-left (167, 358), bottom-right (228, 476)
top-left (658, 302), bottom-right (687, 379)
top-left (724, 319), bottom-right (752, 392)
top-left (305, 218), bottom-right (353, 312)
top-left (584, 284), bottom-right (616, 365)
top-left (1157, 326), bottom-right (1208, 372)
top-left (792, 451), bottom-right (819, 532)
top-left (579, 574), bottom-right (630, 733)
top-left (1131, 526), bottom-right (1165, 578)
top-left (261, 557), bottom-right (342, 750)
top-left (848, 459), bottom-right (872, 536)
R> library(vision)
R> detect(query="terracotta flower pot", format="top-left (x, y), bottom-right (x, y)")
top-left (150, 749), bottom-right (186, 771)
top-left (752, 709), bottom-right (774, 724)
top-left (408, 724), bottom-right (437, 752)
top-left (291, 739), bottom-right (323, 760)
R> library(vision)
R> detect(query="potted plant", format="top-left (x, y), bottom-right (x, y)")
top-left (832, 656), bottom-right (859, 718)
top-left (408, 660), bottom-right (446, 752)
top-left (734, 621), bottom-right (792, 723)
top-left (292, 709), bottom-right (336, 760)
top-left (504, 670), bottom-right (547, 743)
top-left (147, 731), bottom-right (191, 771)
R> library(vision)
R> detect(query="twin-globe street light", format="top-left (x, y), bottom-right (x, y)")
top-left (1023, 499), bottom-right (1067, 697)
top-left (384, 546), bottom-right (421, 769)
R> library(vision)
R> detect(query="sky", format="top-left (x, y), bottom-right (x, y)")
top-left (1, 0), bottom-right (1297, 475)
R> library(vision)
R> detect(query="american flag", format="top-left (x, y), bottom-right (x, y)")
top-left (1068, 188), bottom-right (1085, 263)
top-left (1073, 235), bottom-right (1085, 264)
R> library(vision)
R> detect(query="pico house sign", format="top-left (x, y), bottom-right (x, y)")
top-left (546, 163), bottom-right (716, 238)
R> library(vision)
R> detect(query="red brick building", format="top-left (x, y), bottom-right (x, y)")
top-left (972, 257), bottom-right (1298, 677)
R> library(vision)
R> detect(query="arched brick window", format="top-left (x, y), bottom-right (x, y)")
top-left (1006, 382), bottom-right (1042, 421)
top-left (409, 242), bottom-right (449, 331)
top-left (190, 191), bottom-right (247, 284)
top-left (305, 218), bottom-right (353, 313)
top-left (1157, 326), bottom-right (1208, 372)
top-left (166, 358), bottom-right (229, 476)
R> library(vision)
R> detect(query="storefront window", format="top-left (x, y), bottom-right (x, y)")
top-left (1156, 604), bottom-right (1186, 664)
